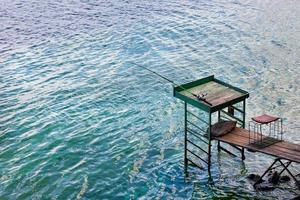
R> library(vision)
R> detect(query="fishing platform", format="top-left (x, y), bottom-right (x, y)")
top-left (173, 75), bottom-right (300, 188)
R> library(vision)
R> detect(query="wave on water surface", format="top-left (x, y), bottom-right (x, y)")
top-left (0, 0), bottom-right (300, 199)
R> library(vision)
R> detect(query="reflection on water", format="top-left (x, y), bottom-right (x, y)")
top-left (0, 0), bottom-right (299, 199)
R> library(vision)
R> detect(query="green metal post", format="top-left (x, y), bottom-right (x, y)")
top-left (184, 102), bottom-right (188, 174)
top-left (241, 100), bottom-right (246, 160)
top-left (217, 111), bottom-right (221, 152)
top-left (242, 100), bottom-right (246, 128)
top-left (208, 112), bottom-right (212, 174)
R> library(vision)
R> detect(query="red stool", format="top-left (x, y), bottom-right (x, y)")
top-left (249, 114), bottom-right (283, 145)
top-left (252, 114), bottom-right (279, 124)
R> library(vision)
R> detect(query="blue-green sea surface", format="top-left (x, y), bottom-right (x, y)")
top-left (0, 0), bottom-right (299, 199)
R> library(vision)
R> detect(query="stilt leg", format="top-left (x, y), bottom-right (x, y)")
top-left (217, 111), bottom-right (221, 152)
top-left (208, 113), bottom-right (212, 175)
top-left (277, 160), bottom-right (300, 187)
top-left (184, 103), bottom-right (188, 175)
top-left (241, 148), bottom-right (245, 160)
top-left (254, 158), bottom-right (279, 188)
top-left (277, 161), bottom-right (291, 176)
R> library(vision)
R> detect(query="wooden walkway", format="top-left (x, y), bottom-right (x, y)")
top-left (214, 127), bottom-right (300, 163)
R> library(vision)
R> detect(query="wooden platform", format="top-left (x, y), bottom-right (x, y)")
top-left (180, 81), bottom-right (244, 107)
top-left (214, 127), bottom-right (300, 163)
top-left (174, 75), bottom-right (249, 112)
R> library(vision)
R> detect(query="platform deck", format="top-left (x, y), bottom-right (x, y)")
top-left (174, 75), bottom-right (249, 112)
top-left (214, 127), bottom-right (300, 163)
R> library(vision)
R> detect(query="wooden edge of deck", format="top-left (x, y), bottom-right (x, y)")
top-left (213, 127), bottom-right (300, 163)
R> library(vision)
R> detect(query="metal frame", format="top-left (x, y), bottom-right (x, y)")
top-left (176, 76), bottom-right (249, 176)
top-left (254, 158), bottom-right (300, 189)
top-left (184, 103), bottom-right (210, 173)
top-left (183, 99), bottom-right (247, 175)
top-left (175, 76), bottom-right (299, 190)
top-left (249, 118), bottom-right (283, 145)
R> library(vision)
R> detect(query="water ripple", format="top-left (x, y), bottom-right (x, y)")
top-left (1, 0), bottom-right (300, 199)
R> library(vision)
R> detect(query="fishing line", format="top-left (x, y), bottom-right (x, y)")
top-left (130, 62), bottom-right (212, 106)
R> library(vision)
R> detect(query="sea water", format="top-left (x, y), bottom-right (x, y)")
top-left (0, 0), bottom-right (299, 199)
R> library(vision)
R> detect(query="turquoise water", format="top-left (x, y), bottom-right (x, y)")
top-left (0, 0), bottom-right (299, 199)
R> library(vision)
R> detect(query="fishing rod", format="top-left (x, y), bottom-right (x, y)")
top-left (130, 62), bottom-right (212, 106)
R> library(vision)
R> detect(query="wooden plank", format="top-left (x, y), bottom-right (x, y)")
top-left (264, 146), bottom-right (300, 162)
top-left (203, 84), bottom-right (241, 104)
top-left (211, 95), bottom-right (248, 113)
top-left (214, 128), bottom-right (300, 163)
top-left (217, 134), bottom-right (300, 162)
top-left (209, 93), bottom-right (241, 106)
top-left (185, 82), bottom-right (224, 100)
top-left (224, 130), bottom-right (300, 159)
top-left (174, 77), bottom-right (249, 113)
top-left (181, 81), bottom-right (244, 107)
top-left (228, 128), bottom-right (300, 154)
top-left (213, 78), bottom-right (249, 96)
top-left (207, 90), bottom-right (232, 104)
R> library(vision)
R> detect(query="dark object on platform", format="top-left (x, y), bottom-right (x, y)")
top-left (228, 106), bottom-right (234, 115)
top-left (210, 121), bottom-right (237, 137)
top-left (195, 93), bottom-right (212, 106)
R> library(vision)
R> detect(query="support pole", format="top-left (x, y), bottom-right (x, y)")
top-left (277, 160), bottom-right (300, 187)
top-left (277, 161), bottom-right (291, 176)
top-left (208, 112), bottom-right (212, 175)
top-left (217, 111), bottom-right (221, 152)
top-left (242, 100), bottom-right (246, 128)
top-left (241, 100), bottom-right (246, 160)
top-left (184, 102), bottom-right (188, 175)
top-left (254, 158), bottom-right (279, 188)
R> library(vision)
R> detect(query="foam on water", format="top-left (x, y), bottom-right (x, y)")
top-left (0, 0), bottom-right (300, 199)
